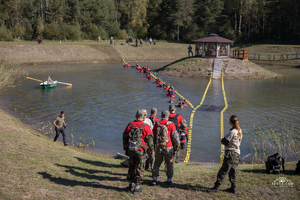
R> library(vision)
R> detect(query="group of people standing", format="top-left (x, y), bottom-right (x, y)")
top-left (122, 109), bottom-right (243, 195)
top-left (122, 105), bottom-right (188, 194)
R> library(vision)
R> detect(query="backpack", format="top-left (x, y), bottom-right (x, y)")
top-left (265, 153), bottom-right (285, 174)
top-left (149, 116), bottom-right (156, 126)
top-left (179, 130), bottom-right (186, 141)
top-left (296, 160), bottom-right (300, 174)
top-left (156, 121), bottom-right (171, 153)
top-left (169, 114), bottom-right (179, 130)
top-left (127, 123), bottom-right (147, 152)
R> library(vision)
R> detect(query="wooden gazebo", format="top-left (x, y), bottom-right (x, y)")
top-left (192, 34), bottom-right (234, 58)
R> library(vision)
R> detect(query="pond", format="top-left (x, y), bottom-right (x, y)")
top-left (0, 63), bottom-right (299, 162)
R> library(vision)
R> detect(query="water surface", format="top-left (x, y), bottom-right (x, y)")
top-left (0, 63), bottom-right (299, 162)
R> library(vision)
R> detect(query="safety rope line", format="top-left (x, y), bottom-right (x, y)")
top-left (183, 73), bottom-right (213, 163)
top-left (122, 59), bottom-right (213, 163)
top-left (220, 72), bottom-right (228, 162)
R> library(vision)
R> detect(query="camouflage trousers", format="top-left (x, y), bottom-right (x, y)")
top-left (127, 151), bottom-right (146, 184)
top-left (147, 150), bottom-right (155, 171)
top-left (153, 148), bottom-right (175, 179)
top-left (216, 150), bottom-right (240, 184)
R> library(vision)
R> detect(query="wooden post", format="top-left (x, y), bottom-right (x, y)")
top-left (202, 43), bottom-right (205, 57)
top-left (216, 43), bottom-right (219, 58)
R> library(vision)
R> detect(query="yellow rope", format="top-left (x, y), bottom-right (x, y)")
top-left (183, 73), bottom-right (213, 163)
top-left (220, 72), bottom-right (228, 162)
top-left (122, 59), bottom-right (214, 163)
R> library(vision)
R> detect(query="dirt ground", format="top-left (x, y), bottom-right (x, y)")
top-left (155, 57), bottom-right (278, 79)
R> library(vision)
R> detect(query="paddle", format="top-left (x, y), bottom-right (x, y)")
top-left (26, 77), bottom-right (72, 86)
top-left (56, 81), bottom-right (72, 86)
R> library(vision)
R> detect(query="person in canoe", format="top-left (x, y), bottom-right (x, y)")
top-left (47, 76), bottom-right (54, 84)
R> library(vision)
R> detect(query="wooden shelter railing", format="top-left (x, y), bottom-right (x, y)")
top-left (231, 50), bottom-right (249, 59)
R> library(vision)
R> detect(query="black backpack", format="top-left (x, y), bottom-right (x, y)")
top-left (149, 116), bottom-right (156, 126)
top-left (265, 153), bottom-right (285, 174)
top-left (296, 160), bottom-right (300, 174)
top-left (169, 114), bottom-right (179, 131)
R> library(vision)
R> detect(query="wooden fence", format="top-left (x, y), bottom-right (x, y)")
top-left (231, 50), bottom-right (300, 61)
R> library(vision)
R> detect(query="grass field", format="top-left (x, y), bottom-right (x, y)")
top-left (0, 108), bottom-right (299, 199)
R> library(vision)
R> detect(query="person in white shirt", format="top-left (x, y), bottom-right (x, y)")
top-left (47, 76), bottom-right (53, 84)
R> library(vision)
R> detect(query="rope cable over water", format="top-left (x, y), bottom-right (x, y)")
top-left (122, 59), bottom-right (228, 163)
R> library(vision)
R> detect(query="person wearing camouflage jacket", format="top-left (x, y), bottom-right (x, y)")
top-left (123, 110), bottom-right (154, 194)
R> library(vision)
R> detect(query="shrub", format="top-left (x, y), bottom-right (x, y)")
top-left (117, 29), bottom-right (128, 39)
top-left (0, 23), bottom-right (12, 41)
top-left (43, 24), bottom-right (63, 40)
top-left (67, 23), bottom-right (81, 40)
top-left (98, 26), bottom-right (108, 40)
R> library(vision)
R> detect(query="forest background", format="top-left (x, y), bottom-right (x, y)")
top-left (0, 0), bottom-right (299, 43)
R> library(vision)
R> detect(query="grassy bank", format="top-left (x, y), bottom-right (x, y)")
top-left (0, 108), bottom-right (299, 199)
top-left (0, 60), bottom-right (24, 87)
top-left (155, 57), bottom-right (278, 79)
top-left (0, 41), bottom-right (188, 65)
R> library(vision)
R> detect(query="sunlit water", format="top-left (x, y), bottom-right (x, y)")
top-left (0, 63), bottom-right (299, 162)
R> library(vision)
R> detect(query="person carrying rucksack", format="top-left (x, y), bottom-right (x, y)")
top-left (207, 115), bottom-right (243, 194)
top-left (168, 105), bottom-right (187, 163)
top-left (265, 153), bottom-right (285, 174)
top-left (152, 110), bottom-right (180, 185)
top-left (149, 108), bottom-right (159, 126)
top-left (123, 110), bottom-right (154, 194)
top-left (146, 108), bottom-right (160, 170)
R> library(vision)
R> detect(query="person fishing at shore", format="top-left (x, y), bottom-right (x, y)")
top-left (53, 111), bottom-right (68, 146)
top-left (207, 115), bottom-right (242, 194)
top-left (123, 110), bottom-right (154, 194)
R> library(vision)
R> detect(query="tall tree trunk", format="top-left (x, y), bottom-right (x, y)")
top-left (248, 0), bottom-right (251, 40)
top-left (177, 25), bottom-right (179, 42)
top-left (239, 0), bottom-right (243, 37)
top-left (262, 0), bottom-right (265, 36)
top-left (182, 26), bottom-right (184, 43)
top-left (293, 0), bottom-right (297, 38)
top-left (235, 10), bottom-right (237, 31)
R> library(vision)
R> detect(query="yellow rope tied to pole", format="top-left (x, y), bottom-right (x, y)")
top-left (220, 72), bottom-right (228, 162)
top-left (183, 73), bottom-right (213, 163)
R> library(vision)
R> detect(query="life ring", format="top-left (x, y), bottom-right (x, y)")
top-left (280, 55), bottom-right (285, 60)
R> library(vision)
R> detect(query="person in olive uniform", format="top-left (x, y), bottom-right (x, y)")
top-left (207, 115), bottom-right (242, 194)
top-left (53, 111), bottom-right (68, 146)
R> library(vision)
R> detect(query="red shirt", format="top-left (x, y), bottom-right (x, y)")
top-left (169, 113), bottom-right (188, 142)
top-left (124, 120), bottom-right (153, 152)
top-left (153, 119), bottom-right (176, 148)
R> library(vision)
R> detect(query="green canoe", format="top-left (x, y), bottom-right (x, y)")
top-left (40, 81), bottom-right (57, 89)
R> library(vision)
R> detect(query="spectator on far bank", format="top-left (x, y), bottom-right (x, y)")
top-left (110, 36), bottom-right (113, 45)
top-left (98, 36), bottom-right (101, 44)
top-left (146, 37), bottom-right (148, 45)
top-left (149, 37), bottom-right (152, 45)
top-left (140, 39), bottom-right (143, 47)
top-left (154, 40), bottom-right (156, 45)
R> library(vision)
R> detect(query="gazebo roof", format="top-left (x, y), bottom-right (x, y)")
top-left (192, 34), bottom-right (234, 43)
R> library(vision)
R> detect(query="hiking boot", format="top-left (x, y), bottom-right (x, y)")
top-left (207, 182), bottom-right (221, 193)
top-left (152, 177), bottom-right (157, 186)
top-left (175, 158), bottom-right (179, 163)
top-left (129, 183), bottom-right (134, 192)
top-left (64, 143), bottom-right (69, 146)
top-left (166, 179), bottom-right (172, 185)
top-left (226, 183), bottom-right (236, 194)
top-left (132, 188), bottom-right (143, 194)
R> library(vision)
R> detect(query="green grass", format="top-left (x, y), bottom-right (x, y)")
top-left (0, 108), bottom-right (299, 199)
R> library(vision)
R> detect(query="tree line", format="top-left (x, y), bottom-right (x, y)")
top-left (0, 0), bottom-right (299, 43)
